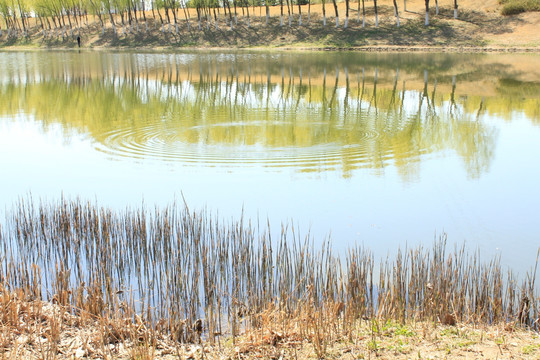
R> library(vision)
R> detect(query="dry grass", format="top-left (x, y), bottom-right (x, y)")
top-left (0, 198), bottom-right (539, 358)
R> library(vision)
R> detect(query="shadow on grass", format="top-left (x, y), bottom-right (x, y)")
top-left (0, 6), bottom-right (526, 49)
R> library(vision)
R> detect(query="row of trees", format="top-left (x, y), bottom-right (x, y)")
top-left (0, 0), bottom-right (459, 39)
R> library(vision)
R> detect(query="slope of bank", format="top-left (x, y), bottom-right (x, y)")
top-left (1, 0), bottom-right (539, 51)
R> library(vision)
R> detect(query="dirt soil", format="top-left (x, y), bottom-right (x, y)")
top-left (0, 0), bottom-right (539, 50)
top-left (2, 297), bottom-right (540, 359)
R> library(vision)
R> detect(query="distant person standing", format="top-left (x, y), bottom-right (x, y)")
top-left (77, 35), bottom-right (81, 47)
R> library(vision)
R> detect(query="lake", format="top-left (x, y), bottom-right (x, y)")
top-left (1, 50), bottom-right (539, 273)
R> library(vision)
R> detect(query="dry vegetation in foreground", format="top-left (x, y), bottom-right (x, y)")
top-left (0, 198), bottom-right (539, 359)
top-left (1, 290), bottom-right (540, 359)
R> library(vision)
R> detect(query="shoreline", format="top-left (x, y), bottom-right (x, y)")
top-left (2, 44), bottom-right (540, 53)
top-left (3, 293), bottom-right (540, 359)
top-left (1, 1), bottom-right (539, 53)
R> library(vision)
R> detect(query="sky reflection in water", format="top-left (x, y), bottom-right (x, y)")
top-left (1, 50), bottom-right (540, 273)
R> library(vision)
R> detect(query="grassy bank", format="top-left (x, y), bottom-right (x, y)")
top-left (0, 198), bottom-right (539, 358)
top-left (1, 0), bottom-right (539, 50)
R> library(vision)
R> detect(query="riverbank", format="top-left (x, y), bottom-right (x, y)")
top-left (1, 199), bottom-right (539, 359)
top-left (1, 0), bottom-right (539, 51)
top-left (2, 291), bottom-right (539, 359)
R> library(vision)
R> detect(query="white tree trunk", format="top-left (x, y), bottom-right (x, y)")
top-left (335, 16), bottom-right (339, 27)
top-left (403, 0), bottom-right (407, 11)
top-left (425, 11), bottom-right (429, 25)
top-left (323, 15), bottom-right (326, 26)
top-left (280, 14), bottom-right (283, 26)
top-left (436, 2), bottom-right (439, 14)
top-left (247, 17), bottom-right (250, 27)
top-left (299, 14), bottom-right (302, 25)
top-left (396, 12), bottom-right (400, 26)
top-left (344, 16), bottom-right (348, 28)
top-left (375, 13), bottom-right (378, 27)
top-left (288, 15), bottom-right (291, 26)
top-left (454, 8), bottom-right (458, 18)
top-left (176, 23), bottom-right (179, 33)
top-left (266, 13), bottom-right (269, 25)
top-left (362, 14), bottom-right (365, 27)
top-left (145, 23), bottom-right (148, 32)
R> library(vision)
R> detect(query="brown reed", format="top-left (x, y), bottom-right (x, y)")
top-left (0, 197), bottom-right (538, 353)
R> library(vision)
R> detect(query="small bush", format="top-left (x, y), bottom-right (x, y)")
top-left (500, 0), bottom-right (540, 15)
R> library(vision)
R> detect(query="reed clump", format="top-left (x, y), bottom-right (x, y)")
top-left (0, 198), bottom-right (538, 358)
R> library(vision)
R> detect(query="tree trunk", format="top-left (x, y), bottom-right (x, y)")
top-left (322, 0), bottom-right (326, 26)
top-left (392, 0), bottom-right (399, 26)
top-left (362, 0), bottom-right (365, 27)
top-left (245, 1), bottom-right (250, 27)
top-left (298, 1), bottom-right (302, 25)
top-left (108, 9), bottom-right (117, 34)
top-left (233, 0), bottom-right (238, 24)
top-left (425, 0), bottom-right (429, 25)
top-left (374, 0), bottom-right (378, 27)
top-left (280, 0), bottom-right (284, 26)
top-left (332, 0), bottom-right (338, 27)
top-left (454, 0), bottom-right (458, 18)
top-left (286, 0), bottom-right (291, 26)
top-left (182, 2), bottom-right (191, 30)
top-left (344, 0), bottom-right (348, 27)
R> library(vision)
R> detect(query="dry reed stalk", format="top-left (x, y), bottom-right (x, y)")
top-left (0, 196), bottom-right (538, 356)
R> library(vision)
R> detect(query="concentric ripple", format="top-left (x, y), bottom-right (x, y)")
top-left (92, 119), bottom-right (430, 173)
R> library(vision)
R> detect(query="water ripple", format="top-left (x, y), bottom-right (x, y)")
top-left (93, 122), bottom-right (425, 172)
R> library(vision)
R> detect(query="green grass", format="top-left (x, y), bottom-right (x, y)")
top-left (500, 0), bottom-right (540, 15)
top-left (522, 343), bottom-right (540, 355)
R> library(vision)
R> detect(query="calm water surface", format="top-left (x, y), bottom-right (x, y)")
top-left (1, 51), bottom-right (539, 272)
